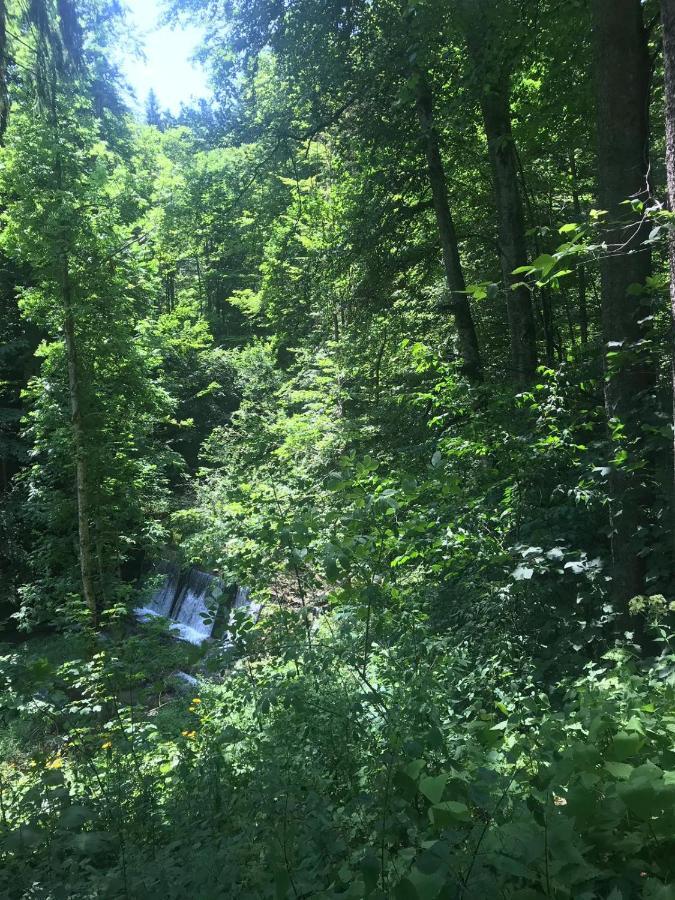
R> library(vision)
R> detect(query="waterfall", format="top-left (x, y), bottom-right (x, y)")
top-left (136, 566), bottom-right (252, 645)
top-left (147, 567), bottom-right (182, 618)
top-left (171, 569), bottom-right (218, 644)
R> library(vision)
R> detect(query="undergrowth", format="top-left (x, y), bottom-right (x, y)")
top-left (1, 601), bottom-right (674, 899)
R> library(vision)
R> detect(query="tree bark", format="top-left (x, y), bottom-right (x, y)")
top-left (570, 151), bottom-right (589, 344)
top-left (592, 0), bottom-right (653, 608)
top-left (541, 287), bottom-right (555, 365)
top-left (661, 0), bottom-right (675, 564)
top-left (0, 0), bottom-right (8, 144)
top-left (479, 81), bottom-right (538, 382)
top-left (517, 144), bottom-right (556, 365)
top-left (413, 71), bottom-right (483, 382)
top-left (62, 260), bottom-right (98, 626)
top-left (457, 5), bottom-right (538, 383)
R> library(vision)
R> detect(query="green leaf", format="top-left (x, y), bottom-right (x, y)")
top-left (415, 842), bottom-right (447, 875)
top-left (531, 254), bottom-right (557, 276)
top-left (466, 283), bottom-right (488, 300)
top-left (396, 868), bottom-right (444, 900)
top-left (616, 776), bottom-right (660, 819)
top-left (404, 759), bottom-right (426, 780)
top-left (608, 730), bottom-right (643, 761)
top-left (419, 774), bottom-right (448, 804)
top-left (604, 761), bottom-right (633, 780)
top-left (429, 801), bottom-right (471, 827)
top-left (408, 867), bottom-right (444, 900)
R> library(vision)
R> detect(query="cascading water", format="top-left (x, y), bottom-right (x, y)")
top-left (171, 569), bottom-right (219, 643)
top-left (136, 566), bottom-right (244, 645)
top-left (147, 567), bottom-right (182, 618)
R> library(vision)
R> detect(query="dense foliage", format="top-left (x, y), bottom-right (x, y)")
top-left (0, 0), bottom-right (674, 897)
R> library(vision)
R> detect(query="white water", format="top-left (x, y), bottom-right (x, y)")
top-left (173, 569), bottom-right (217, 642)
top-left (147, 567), bottom-right (182, 617)
top-left (136, 567), bottom-right (250, 645)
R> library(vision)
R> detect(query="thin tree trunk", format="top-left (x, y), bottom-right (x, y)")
top-left (62, 260), bottom-right (98, 626)
top-left (562, 291), bottom-right (577, 349)
top-left (413, 71), bottom-right (483, 382)
top-left (660, 0), bottom-right (675, 564)
top-left (0, 0), bottom-right (8, 144)
top-left (52, 80), bottom-right (98, 626)
top-left (541, 288), bottom-right (555, 365)
top-left (516, 148), bottom-right (556, 364)
top-left (34, 5), bottom-right (99, 626)
top-left (570, 152), bottom-right (589, 344)
top-left (577, 264), bottom-right (589, 346)
top-left (457, 3), bottom-right (538, 383)
top-left (592, 0), bottom-right (653, 608)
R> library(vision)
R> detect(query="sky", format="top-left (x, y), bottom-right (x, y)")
top-left (122, 0), bottom-right (211, 115)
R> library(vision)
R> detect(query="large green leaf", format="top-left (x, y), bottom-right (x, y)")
top-left (419, 774), bottom-right (448, 805)
top-left (429, 801), bottom-right (471, 827)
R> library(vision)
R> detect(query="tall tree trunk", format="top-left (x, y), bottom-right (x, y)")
top-left (0, 0), bottom-right (8, 144)
top-left (517, 146), bottom-right (556, 364)
top-left (413, 71), bottom-right (483, 382)
top-left (570, 151), bottom-right (589, 344)
top-left (457, 5), bottom-right (538, 383)
top-left (62, 260), bottom-right (98, 626)
top-left (592, 0), bottom-right (653, 608)
top-left (479, 81), bottom-right (538, 382)
top-left (51, 78), bottom-right (98, 626)
top-left (661, 0), bottom-right (675, 564)
top-left (541, 287), bottom-right (555, 365)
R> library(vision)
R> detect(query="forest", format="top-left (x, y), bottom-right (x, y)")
top-left (0, 0), bottom-right (675, 896)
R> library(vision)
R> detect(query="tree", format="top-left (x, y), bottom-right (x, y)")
top-left (0, 0), bottom-right (171, 626)
top-left (456, 0), bottom-right (538, 383)
top-left (145, 87), bottom-right (164, 129)
top-left (171, 0), bottom-right (485, 380)
top-left (591, 0), bottom-right (654, 609)
top-left (0, 0), bottom-right (8, 143)
top-left (26, 0), bottom-right (99, 623)
top-left (661, 0), bottom-right (675, 553)
top-left (411, 67), bottom-right (483, 381)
